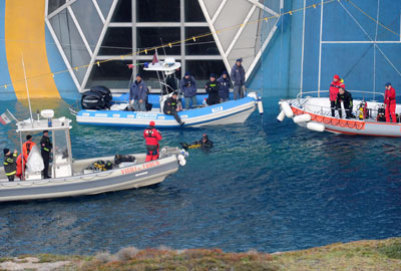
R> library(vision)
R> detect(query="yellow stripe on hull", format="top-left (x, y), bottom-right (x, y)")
top-left (5, 0), bottom-right (60, 99)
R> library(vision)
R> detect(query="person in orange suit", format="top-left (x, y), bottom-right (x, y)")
top-left (384, 82), bottom-right (396, 123)
top-left (22, 135), bottom-right (36, 160)
top-left (329, 75), bottom-right (345, 117)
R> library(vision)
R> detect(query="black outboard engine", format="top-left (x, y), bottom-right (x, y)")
top-left (91, 86), bottom-right (112, 108)
top-left (81, 90), bottom-right (106, 110)
top-left (81, 86), bottom-right (112, 110)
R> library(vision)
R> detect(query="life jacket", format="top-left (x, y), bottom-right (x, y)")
top-left (16, 154), bottom-right (26, 179)
top-left (143, 127), bottom-right (162, 146)
top-left (22, 141), bottom-right (36, 160)
top-left (329, 79), bottom-right (345, 101)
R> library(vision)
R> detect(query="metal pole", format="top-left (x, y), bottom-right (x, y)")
top-left (19, 132), bottom-right (24, 181)
top-left (21, 55), bottom-right (33, 125)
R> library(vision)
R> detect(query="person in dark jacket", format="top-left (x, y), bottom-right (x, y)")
top-left (180, 134), bottom-right (213, 151)
top-left (205, 74), bottom-right (220, 105)
top-left (217, 71), bottom-right (231, 102)
top-left (40, 130), bottom-right (52, 179)
top-left (163, 92), bottom-right (184, 125)
top-left (3, 148), bottom-right (17, 182)
top-left (180, 72), bottom-right (197, 109)
top-left (336, 87), bottom-right (354, 119)
top-left (230, 58), bottom-right (246, 100)
top-left (129, 74), bottom-right (148, 111)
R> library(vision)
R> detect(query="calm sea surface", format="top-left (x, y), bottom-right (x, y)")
top-left (0, 95), bottom-right (400, 256)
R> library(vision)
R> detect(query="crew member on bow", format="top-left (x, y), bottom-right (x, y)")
top-left (40, 130), bottom-right (52, 179)
top-left (336, 86), bottom-right (353, 119)
top-left (3, 148), bottom-right (18, 182)
top-left (384, 82), bottom-right (396, 123)
top-left (329, 75), bottom-right (345, 117)
top-left (22, 135), bottom-right (36, 160)
top-left (144, 121), bottom-right (163, 162)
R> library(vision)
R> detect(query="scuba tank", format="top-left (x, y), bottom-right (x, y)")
top-left (358, 100), bottom-right (369, 120)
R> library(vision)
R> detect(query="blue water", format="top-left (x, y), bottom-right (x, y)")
top-left (0, 95), bottom-right (400, 257)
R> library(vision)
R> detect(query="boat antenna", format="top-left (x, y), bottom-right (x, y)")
top-left (21, 54), bottom-right (33, 125)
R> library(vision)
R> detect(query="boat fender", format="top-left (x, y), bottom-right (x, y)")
top-left (277, 110), bottom-right (285, 122)
top-left (293, 114), bottom-right (311, 123)
top-left (306, 121), bottom-right (325, 132)
top-left (257, 100), bottom-right (264, 115)
top-left (281, 102), bottom-right (293, 118)
top-left (178, 154), bottom-right (186, 166)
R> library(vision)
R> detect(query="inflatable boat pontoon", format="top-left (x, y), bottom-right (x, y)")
top-left (278, 91), bottom-right (401, 137)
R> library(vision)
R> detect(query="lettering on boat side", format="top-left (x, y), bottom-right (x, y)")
top-left (135, 112), bottom-right (158, 119)
top-left (113, 114), bottom-right (120, 118)
top-left (95, 113), bottom-right (108, 117)
top-left (121, 160), bottom-right (161, 175)
top-left (212, 106), bottom-right (223, 113)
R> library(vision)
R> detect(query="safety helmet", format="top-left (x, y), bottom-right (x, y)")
top-left (149, 121), bottom-right (155, 127)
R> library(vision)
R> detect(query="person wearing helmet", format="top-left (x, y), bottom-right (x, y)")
top-left (205, 73), bottom-right (220, 105)
top-left (335, 86), bottom-right (353, 119)
top-left (384, 82), bottom-right (396, 122)
top-left (329, 75), bottom-right (345, 117)
top-left (3, 148), bottom-right (18, 182)
top-left (143, 121), bottom-right (163, 161)
top-left (180, 134), bottom-right (213, 150)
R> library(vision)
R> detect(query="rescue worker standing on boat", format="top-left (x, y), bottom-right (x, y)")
top-left (144, 121), bottom-right (163, 162)
top-left (336, 86), bottom-right (353, 119)
top-left (384, 82), bottom-right (396, 123)
top-left (40, 130), bottom-right (52, 179)
top-left (205, 73), bottom-right (220, 105)
top-left (3, 148), bottom-right (18, 182)
top-left (22, 135), bottom-right (36, 161)
top-left (329, 74), bottom-right (345, 117)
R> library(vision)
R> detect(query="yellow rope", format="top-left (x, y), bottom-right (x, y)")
top-left (0, 0), bottom-right (341, 91)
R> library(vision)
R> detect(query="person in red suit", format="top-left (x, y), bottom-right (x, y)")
top-left (329, 75), bottom-right (345, 117)
top-left (384, 82), bottom-right (396, 123)
top-left (144, 121), bottom-right (163, 162)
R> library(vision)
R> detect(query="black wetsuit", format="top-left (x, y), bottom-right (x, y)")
top-left (40, 135), bottom-right (52, 178)
top-left (163, 97), bottom-right (183, 125)
top-left (205, 80), bottom-right (220, 105)
top-left (336, 90), bottom-right (353, 119)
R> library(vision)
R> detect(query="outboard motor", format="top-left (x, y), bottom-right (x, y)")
top-left (81, 90), bottom-right (106, 110)
top-left (90, 86), bottom-right (112, 109)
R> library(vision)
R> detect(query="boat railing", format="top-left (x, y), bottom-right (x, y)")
top-left (297, 90), bottom-right (384, 100)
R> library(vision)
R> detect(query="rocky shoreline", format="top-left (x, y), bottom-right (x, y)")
top-left (1, 237), bottom-right (400, 270)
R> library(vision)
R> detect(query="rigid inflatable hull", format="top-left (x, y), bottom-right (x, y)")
top-left (287, 97), bottom-right (401, 137)
top-left (77, 96), bottom-right (257, 128)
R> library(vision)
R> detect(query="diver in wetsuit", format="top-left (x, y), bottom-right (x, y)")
top-left (336, 87), bottom-right (354, 119)
top-left (180, 134), bottom-right (213, 150)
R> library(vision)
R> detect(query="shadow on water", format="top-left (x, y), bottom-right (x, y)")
top-left (0, 96), bottom-right (400, 256)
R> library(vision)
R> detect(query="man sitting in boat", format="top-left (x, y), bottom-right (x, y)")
top-left (336, 87), bottom-right (353, 119)
top-left (384, 82), bottom-right (397, 123)
top-left (205, 73), bottom-right (220, 105)
top-left (180, 72), bottom-right (197, 110)
top-left (217, 71), bottom-right (231, 103)
top-left (163, 92), bottom-right (184, 126)
top-left (144, 121), bottom-right (162, 162)
top-left (329, 75), bottom-right (345, 117)
top-left (129, 74), bottom-right (148, 111)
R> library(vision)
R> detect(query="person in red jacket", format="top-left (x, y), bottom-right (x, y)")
top-left (384, 82), bottom-right (396, 123)
top-left (144, 121), bottom-right (163, 162)
top-left (329, 75), bottom-right (345, 117)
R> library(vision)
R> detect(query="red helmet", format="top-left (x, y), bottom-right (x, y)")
top-left (149, 121), bottom-right (155, 127)
top-left (333, 74), bottom-right (340, 80)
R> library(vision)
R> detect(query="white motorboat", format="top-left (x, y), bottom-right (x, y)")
top-left (0, 110), bottom-right (188, 202)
